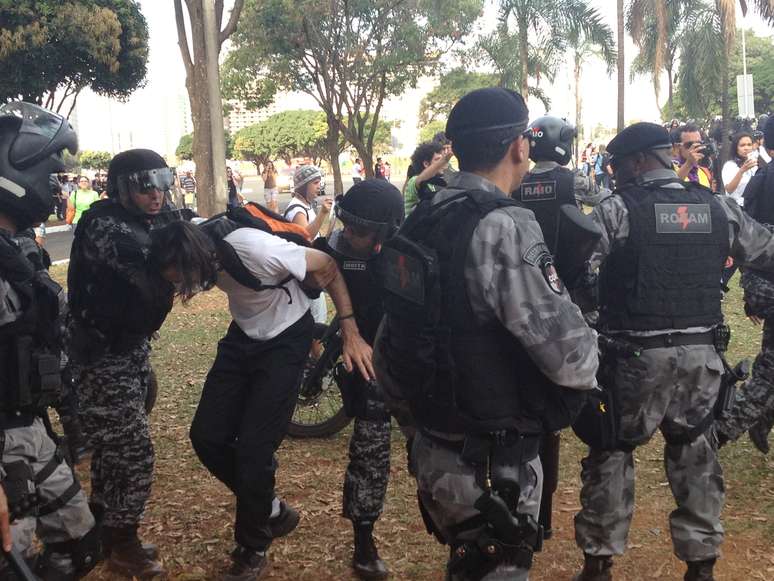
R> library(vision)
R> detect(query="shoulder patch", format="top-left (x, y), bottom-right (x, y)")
top-left (540, 257), bottom-right (564, 294)
top-left (522, 241), bottom-right (550, 266)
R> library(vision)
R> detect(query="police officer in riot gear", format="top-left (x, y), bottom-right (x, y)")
top-left (573, 122), bottom-right (774, 581)
top-left (375, 88), bottom-right (599, 581)
top-left (314, 179), bottom-right (403, 580)
top-left (0, 101), bottom-right (102, 580)
top-left (66, 149), bottom-right (179, 579)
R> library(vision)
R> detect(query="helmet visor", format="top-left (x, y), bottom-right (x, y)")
top-left (117, 167), bottom-right (175, 197)
top-left (327, 229), bottom-right (377, 260)
top-left (0, 102), bottom-right (77, 168)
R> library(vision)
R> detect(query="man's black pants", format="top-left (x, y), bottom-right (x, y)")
top-left (190, 312), bottom-right (314, 550)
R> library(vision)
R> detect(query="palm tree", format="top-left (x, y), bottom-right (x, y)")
top-left (566, 14), bottom-right (616, 159)
top-left (495, 0), bottom-right (618, 103)
top-left (617, 0), bottom-right (625, 131)
top-left (627, 0), bottom-right (701, 112)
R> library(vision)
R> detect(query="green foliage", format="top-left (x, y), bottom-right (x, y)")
top-left (729, 30), bottom-right (774, 117)
top-left (233, 110), bottom-right (330, 169)
top-left (0, 0), bottom-right (149, 108)
top-left (419, 120), bottom-right (447, 144)
top-left (176, 131), bottom-right (233, 161)
top-left (225, 0), bottom-right (483, 167)
top-left (176, 133), bottom-right (194, 161)
top-left (78, 150), bottom-right (112, 170)
top-left (419, 69), bottom-right (498, 126)
top-left (475, 0), bottom-right (614, 104)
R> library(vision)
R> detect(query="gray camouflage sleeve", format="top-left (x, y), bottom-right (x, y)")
top-left (721, 196), bottom-right (774, 269)
top-left (587, 195), bottom-right (629, 271)
top-left (466, 207), bottom-right (599, 390)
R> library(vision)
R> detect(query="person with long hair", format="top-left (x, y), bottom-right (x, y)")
top-left (261, 161), bottom-right (279, 213)
top-left (722, 131), bottom-right (758, 207)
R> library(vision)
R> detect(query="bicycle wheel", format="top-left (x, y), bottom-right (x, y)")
top-left (287, 323), bottom-right (352, 438)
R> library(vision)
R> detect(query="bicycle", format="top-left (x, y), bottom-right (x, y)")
top-left (287, 316), bottom-right (352, 438)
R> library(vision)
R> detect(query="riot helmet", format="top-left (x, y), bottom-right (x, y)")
top-left (107, 149), bottom-right (173, 217)
top-left (0, 102), bottom-right (78, 230)
top-left (526, 116), bottom-right (577, 165)
top-left (329, 178), bottom-right (404, 259)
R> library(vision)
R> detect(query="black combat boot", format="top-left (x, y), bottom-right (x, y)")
top-left (352, 521), bottom-right (389, 580)
top-left (685, 558), bottom-right (716, 581)
top-left (221, 545), bottom-right (269, 581)
top-left (572, 553), bottom-right (613, 581)
top-left (103, 525), bottom-right (165, 579)
top-left (749, 420), bottom-right (772, 454)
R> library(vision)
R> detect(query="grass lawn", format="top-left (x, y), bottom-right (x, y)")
top-left (49, 264), bottom-right (774, 581)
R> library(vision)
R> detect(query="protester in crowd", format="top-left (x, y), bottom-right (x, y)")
top-left (673, 123), bottom-right (713, 187)
top-left (67, 175), bottom-right (100, 225)
top-left (352, 157), bottom-right (364, 184)
top-left (180, 169), bottom-right (197, 204)
top-left (285, 165), bottom-right (333, 326)
top-left (593, 143), bottom-right (612, 189)
top-left (403, 141), bottom-right (451, 215)
top-left (722, 131), bottom-right (759, 207)
top-left (261, 161), bottom-right (279, 213)
top-left (383, 161), bottom-right (391, 181)
top-left (188, 205), bottom-right (374, 581)
top-left (374, 157), bottom-right (385, 180)
top-left (227, 166), bottom-right (245, 209)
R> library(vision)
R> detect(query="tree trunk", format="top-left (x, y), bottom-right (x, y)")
top-left (720, 30), bottom-right (731, 170)
top-left (574, 55), bottom-right (582, 165)
top-left (617, 0), bottom-right (625, 131)
top-left (667, 64), bottom-right (674, 112)
top-left (325, 112), bottom-right (344, 195)
top-left (518, 15), bottom-right (530, 100)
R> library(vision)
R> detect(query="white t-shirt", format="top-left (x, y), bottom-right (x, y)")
top-left (721, 160), bottom-right (757, 206)
top-left (352, 162), bottom-right (363, 179)
top-left (217, 228), bottom-right (310, 341)
top-left (284, 197), bottom-right (316, 226)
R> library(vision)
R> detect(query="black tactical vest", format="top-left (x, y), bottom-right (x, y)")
top-left (516, 166), bottom-right (576, 252)
top-left (315, 237), bottom-right (384, 344)
top-left (382, 190), bottom-right (571, 436)
top-left (0, 232), bottom-right (63, 423)
top-left (742, 166), bottom-right (774, 283)
top-left (599, 183), bottom-right (729, 331)
top-left (68, 200), bottom-right (173, 346)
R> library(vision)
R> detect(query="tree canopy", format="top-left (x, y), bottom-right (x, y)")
top-left (223, 0), bottom-right (483, 184)
top-left (79, 150), bottom-right (112, 170)
top-left (419, 69), bottom-right (498, 127)
top-left (176, 131), bottom-right (234, 161)
top-left (0, 0), bottom-right (149, 115)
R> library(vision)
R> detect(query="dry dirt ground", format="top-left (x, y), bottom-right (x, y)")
top-left (45, 265), bottom-right (774, 581)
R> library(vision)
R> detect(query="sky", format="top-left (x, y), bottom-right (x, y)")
top-left (73, 0), bottom-right (774, 158)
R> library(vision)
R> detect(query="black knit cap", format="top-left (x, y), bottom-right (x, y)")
top-left (607, 122), bottom-right (672, 162)
top-left (107, 148), bottom-right (167, 198)
top-left (445, 87), bottom-right (530, 141)
top-left (763, 116), bottom-right (774, 148)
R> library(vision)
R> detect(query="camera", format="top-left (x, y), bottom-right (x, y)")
top-left (699, 141), bottom-right (717, 158)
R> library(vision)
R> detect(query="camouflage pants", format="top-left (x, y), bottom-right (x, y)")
top-left (413, 432), bottom-right (542, 581)
top-left (342, 417), bottom-right (391, 522)
top-left (3, 418), bottom-right (95, 559)
top-left (574, 345), bottom-right (725, 562)
top-left (70, 341), bottom-right (154, 528)
top-left (717, 271), bottom-right (774, 441)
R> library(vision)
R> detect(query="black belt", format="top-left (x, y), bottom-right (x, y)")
top-left (623, 330), bottom-right (715, 350)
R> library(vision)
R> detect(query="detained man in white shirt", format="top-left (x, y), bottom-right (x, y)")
top-left (185, 225), bottom-right (373, 581)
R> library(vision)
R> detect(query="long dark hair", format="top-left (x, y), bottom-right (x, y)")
top-left (150, 220), bottom-right (218, 304)
top-left (730, 131), bottom-right (754, 166)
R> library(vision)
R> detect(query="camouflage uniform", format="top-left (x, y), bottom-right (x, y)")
top-left (342, 415), bottom-right (391, 522)
top-left (575, 169), bottom-right (774, 563)
top-left (716, 269), bottom-right (774, 443)
top-left (0, 231), bottom-right (96, 570)
top-left (66, 202), bottom-right (172, 528)
top-left (376, 171), bottom-right (599, 580)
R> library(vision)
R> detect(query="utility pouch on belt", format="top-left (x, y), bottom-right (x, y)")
top-left (713, 324), bottom-right (731, 353)
top-left (715, 358), bottom-right (751, 420)
top-left (1, 460), bottom-right (38, 521)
